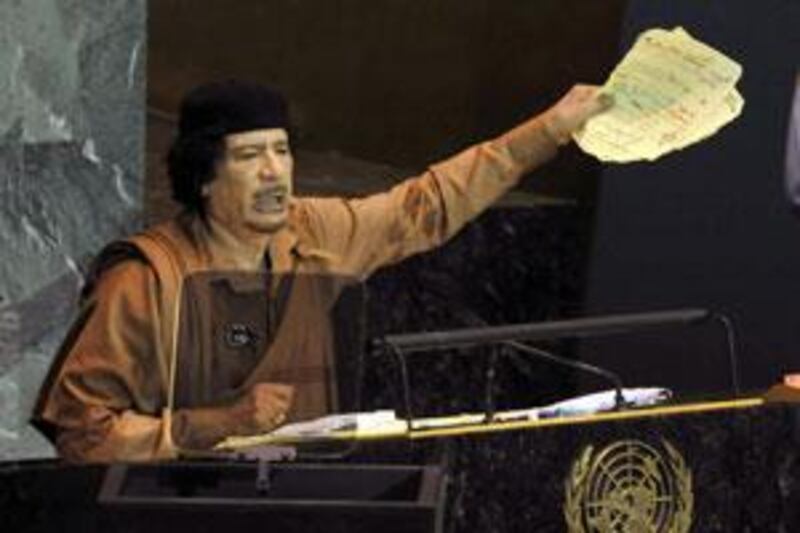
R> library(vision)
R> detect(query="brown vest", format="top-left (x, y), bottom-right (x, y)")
top-left (125, 216), bottom-right (363, 424)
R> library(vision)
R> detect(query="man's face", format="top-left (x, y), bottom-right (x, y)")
top-left (203, 128), bottom-right (294, 237)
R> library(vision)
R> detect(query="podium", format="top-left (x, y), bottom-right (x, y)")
top-left (5, 399), bottom-right (800, 532)
top-left (1, 459), bottom-right (447, 533)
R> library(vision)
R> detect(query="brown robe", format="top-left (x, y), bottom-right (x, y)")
top-left (33, 116), bottom-right (559, 462)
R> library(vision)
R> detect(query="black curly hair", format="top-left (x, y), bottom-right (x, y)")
top-left (167, 127), bottom-right (226, 215)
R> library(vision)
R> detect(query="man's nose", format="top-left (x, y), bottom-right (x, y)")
top-left (259, 152), bottom-right (283, 180)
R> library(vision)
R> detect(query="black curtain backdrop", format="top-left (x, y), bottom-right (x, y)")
top-left (583, 0), bottom-right (800, 396)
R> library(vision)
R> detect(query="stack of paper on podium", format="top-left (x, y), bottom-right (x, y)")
top-left (215, 387), bottom-right (671, 451)
top-left (574, 26), bottom-right (744, 163)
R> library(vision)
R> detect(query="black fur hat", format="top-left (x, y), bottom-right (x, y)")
top-left (177, 79), bottom-right (289, 138)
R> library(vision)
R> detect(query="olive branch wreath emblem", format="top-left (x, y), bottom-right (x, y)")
top-left (564, 439), bottom-right (693, 533)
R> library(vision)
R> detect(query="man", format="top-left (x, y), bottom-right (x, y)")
top-left (34, 80), bottom-right (611, 462)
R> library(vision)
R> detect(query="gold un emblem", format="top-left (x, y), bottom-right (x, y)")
top-left (564, 439), bottom-right (693, 532)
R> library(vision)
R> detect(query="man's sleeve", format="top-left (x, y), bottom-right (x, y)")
top-left (295, 114), bottom-right (560, 277)
top-left (34, 260), bottom-right (178, 462)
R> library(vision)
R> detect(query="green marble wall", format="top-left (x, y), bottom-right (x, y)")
top-left (0, 0), bottom-right (146, 459)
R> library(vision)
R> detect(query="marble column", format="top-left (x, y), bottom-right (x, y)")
top-left (0, 0), bottom-right (145, 459)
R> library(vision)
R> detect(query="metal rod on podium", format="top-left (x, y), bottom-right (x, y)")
top-left (379, 309), bottom-right (712, 353)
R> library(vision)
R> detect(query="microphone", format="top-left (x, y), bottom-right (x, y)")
top-left (503, 340), bottom-right (627, 409)
top-left (374, 308), bottom-right (735, 425)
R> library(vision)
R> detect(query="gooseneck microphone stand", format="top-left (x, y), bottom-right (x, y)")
top-left (375, 308), bottom-right (738, 427)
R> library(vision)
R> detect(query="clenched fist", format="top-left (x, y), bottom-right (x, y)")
top-left (229, 382), bottom-right (295, 435)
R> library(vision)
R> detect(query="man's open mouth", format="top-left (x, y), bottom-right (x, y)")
top-left (253, 187), bottom-right (287, 213)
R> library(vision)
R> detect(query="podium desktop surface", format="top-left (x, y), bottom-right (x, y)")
top-left (218, 395), bottom-right (765, 448)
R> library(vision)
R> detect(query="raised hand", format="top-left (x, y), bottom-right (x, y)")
top-left (543, 84), bottom-right (614, 145)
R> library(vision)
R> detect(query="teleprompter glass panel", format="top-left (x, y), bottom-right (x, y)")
top-left (169, 271), bottom-right (366, 454)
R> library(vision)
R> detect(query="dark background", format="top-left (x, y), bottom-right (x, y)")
top-left (583, 0), bottom-right (800, 396)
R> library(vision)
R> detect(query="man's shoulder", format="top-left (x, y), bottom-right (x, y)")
top-left (127, 215), bottom-right (198, 273)
top-left (83, 215), bottom-right (198, 299)
top-left (289, 195), bottom-right (354, 234)
top-left (286, 197), bottom-right (357, 268)
top-left (289, 195), bottom-right (342, 214)
top-left (80, 240), bottom-right (152, 301)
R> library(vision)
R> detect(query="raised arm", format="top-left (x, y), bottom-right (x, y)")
top-left (293, 85), bottom-right (611, 277)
